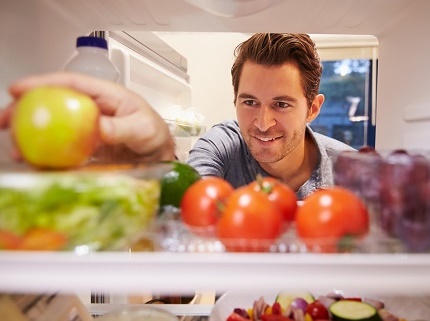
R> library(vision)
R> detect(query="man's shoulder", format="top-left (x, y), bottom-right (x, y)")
top-left (212, 119), bottom-right (240, 131)
top-left (205, 119), bottom-right (242, 139)
top-left (310, 131), bottom-right (356, 158)
top-left (307, 127), bottom-right (354, 151)
top-left (313, 132), bottom-right (355, 150)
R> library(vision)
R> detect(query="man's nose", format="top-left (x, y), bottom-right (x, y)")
top-left (254, 105), bottom-right (276, 131)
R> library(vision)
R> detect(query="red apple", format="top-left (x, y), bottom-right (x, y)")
top-left (11, 86), bottom-right (99, 169)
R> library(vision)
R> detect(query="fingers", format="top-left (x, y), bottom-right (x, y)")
top-left (0, 104), bottom-right (13, 129)
top-left (99, 111), bottom-right (168, 151)
top-left (9, 72), bottom-right (116, 98)
top-left (8, 71), bottom-right (150, 119)
top-left (8, 72), bottom-right (131, 114)
top-left (0, 107), bottom-right (23, 162)
top-left (99, 111), bottom-right (176, 161)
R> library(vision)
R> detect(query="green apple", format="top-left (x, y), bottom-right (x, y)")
top-left (11, 86), bottom-right (100, 169)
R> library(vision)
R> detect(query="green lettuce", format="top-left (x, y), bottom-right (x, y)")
top-left (0, 174), bottom-right (160, 251)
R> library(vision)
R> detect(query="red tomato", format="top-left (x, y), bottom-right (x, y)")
top-left (216, 186), bottom-right (283, 252)
top-left (0, 230), bottom-right (23, 250)
top-left (295, 186), bottom-right (369, 252)
top-left (19, 228), bottom-right (68, 251)
top-left (305, 301), bottom-right (329, 320)
top-left (248, 176), bottom-right (298, 223)
top-left (180, 177), bottom-right (233, 228)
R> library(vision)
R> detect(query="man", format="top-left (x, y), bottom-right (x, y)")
top-left (186, 33), bottom-right (355, 199)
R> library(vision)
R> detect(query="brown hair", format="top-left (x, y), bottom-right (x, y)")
top-left (231, 33), bottom-right (322, 107)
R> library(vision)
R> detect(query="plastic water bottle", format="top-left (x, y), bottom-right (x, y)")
top-left (64, 36), bottom-right (119, 82)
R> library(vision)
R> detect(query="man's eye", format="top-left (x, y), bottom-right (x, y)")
top-left (275, 101), bottom-right (290, 108)
top-left (244, 100), bottom-right (257, 106)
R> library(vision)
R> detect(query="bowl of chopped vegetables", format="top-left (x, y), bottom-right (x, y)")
top-left (210, 290), bottom-right (430, 321)
top-left (0, 163), bottom-right (170, 252)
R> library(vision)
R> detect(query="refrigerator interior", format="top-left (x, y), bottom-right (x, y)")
top-left (1, 0), bottom-right (430, 319)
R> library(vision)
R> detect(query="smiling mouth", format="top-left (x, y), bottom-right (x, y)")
top-left (254, 135), bottom-right (281, 142)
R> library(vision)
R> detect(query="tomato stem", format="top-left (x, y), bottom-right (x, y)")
top-left (215, 200), bottom-right (226, 218)
top-left (256, 174), bottom-right (274, 194)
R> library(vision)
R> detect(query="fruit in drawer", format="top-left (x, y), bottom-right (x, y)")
top-left (295, 186), bottom-right (369, 252)
top-left (334, 148), bottom-right (430, 252)
top-left (216, 185), bottom-right (283, 251)
top-left (247, 176), bottom-right (298, 223)
top-left (180, 176), bottom-right (233, 228)
top-left (159, 160), bottom-right (201, 209)
top-left (11, 86), bottom-right (99, 169)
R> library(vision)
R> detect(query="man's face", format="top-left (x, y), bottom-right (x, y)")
top-left (236, 61), bottom-right (315, 164)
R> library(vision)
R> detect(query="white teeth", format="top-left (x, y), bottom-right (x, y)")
top-left (258, 137), bottom-right (275, 141)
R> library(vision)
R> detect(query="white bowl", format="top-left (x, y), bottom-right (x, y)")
top-left (209, 291), bottom-right (430, 321)
top-left (97, 306), bottom-right (179, 321)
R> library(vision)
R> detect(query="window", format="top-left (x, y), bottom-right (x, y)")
top-left (309, 35), bottom-right (378, 149)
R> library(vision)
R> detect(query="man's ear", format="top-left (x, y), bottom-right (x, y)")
top-left (307, 94), bottom-right (324, 123)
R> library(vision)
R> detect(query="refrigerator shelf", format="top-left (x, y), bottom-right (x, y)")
top-left (0, 251), bottom-right (429, 295)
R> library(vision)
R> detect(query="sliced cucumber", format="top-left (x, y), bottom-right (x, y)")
top-left (275, 291), bottom-right (314, 310)
top-left (330, 300), bottom-right (382, 321)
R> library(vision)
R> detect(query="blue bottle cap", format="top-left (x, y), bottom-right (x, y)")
top-left (76, 36), bottom-right (108, 49)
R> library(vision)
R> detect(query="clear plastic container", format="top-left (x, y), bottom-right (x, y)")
top-left (0, 162), bottom-right (171, 252)
top-left (334, 149), bottom-right (430, 253)
top-left (64, 36), bottom-right (119, 82)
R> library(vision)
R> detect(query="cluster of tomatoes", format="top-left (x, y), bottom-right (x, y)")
top-left (180, 176), bottom-right (297, 251)
top-left (179, 175), bottom-right (370, 252)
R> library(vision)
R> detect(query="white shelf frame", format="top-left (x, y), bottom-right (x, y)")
top-left (1, 252), bottom-right (430, 296)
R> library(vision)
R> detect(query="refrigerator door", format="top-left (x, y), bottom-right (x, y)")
top-left (108, 31), bottom-right (192, 117)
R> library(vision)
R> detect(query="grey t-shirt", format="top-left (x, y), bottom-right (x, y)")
top-left (185, 120), bottom-right (355, 199)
